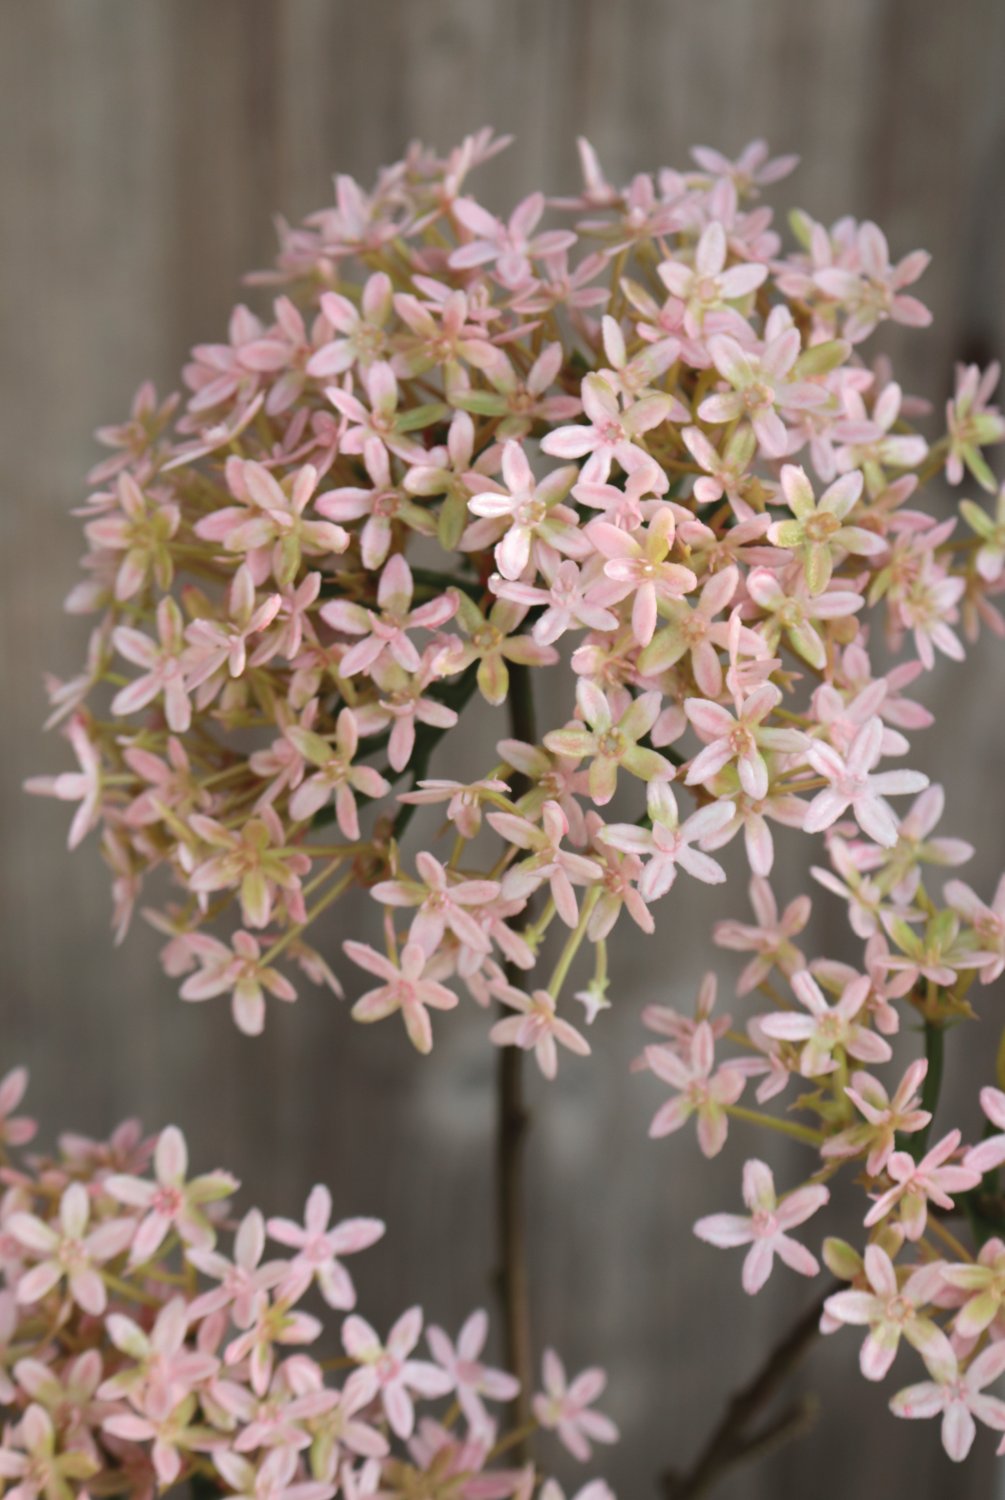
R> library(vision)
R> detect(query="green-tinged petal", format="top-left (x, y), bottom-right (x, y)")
top-left (477, 652), bottom-right (509, 706)
top-left (771, 519), bottom-right (805, 548)
top-left (961, 499), bottom-right (996, 539)
top-left (623, 746), bottom-right (671, 782)
top-left (543, 727), bottom-right (595, 760)
top-left (638, 628), bottom-right (688, 675)
top-left (805, 542), bottom-right (833, 596)
top-left (787, 620), bottom-right (826, 669)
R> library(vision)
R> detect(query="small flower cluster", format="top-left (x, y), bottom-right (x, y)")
top-left (31, 131), bottom-right (1005, 1053)
top-left (0, 1068), bottom-right (616, 1498)
top-left (634, 781), bottom-right (1005, 1463)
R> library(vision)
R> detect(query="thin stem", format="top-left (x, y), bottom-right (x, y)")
top-left (260, 866), bottom-right (354, 966)
top-left (926, 1214), bottom-right (973, 1263)
top-left (662, 1285), bottom-right (833, 1499)
top-left (546, 888), bottom-right (600, 998)
top-left (723, 1104), bottom-right (824, 1148)
top-left (910, 1018), bottom-right (945, 1161)
top-left (495, 660), bottom-right (537, 1455)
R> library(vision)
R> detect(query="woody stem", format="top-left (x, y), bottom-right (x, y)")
top-left (495, 660), bottom-right (537, 1453)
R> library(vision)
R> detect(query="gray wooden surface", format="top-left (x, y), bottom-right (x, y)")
top-left (4, 3), bottom-right (1005, 1494)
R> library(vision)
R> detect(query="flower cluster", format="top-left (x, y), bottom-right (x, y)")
top-left (29, 131), bottom-right (1005, 1470)
top-left (0, 1067), bottom-right (616, 1498)
top-left (32, 130), bottom-right (1005, 1050)
top-left (637, 790), bottom-right (1005, 1464)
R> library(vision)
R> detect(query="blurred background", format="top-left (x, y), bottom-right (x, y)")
top-left (5, 2), bottom-right (1005, 1494)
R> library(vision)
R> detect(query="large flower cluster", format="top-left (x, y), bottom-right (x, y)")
top-left (0, 1068), bottom-right (615, 1498)
top-left (30, 131), bottom-right (1005, 1468)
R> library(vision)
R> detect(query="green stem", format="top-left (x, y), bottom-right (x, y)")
top-left (910, 1019), bottom-right (945, 1161)
top-left (546, 888), bottom-right (600, 998)
top-left (724, 1105), bottom-right (824, 1148)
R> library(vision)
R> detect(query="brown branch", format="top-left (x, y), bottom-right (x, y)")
top-left (661, 1283), bottom-right (835, 1500)
top-left (494, 660), bottom-right (537, 1454)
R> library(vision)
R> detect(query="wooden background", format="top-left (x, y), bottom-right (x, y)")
top-left (4, 3), bottom-right (1005, 1494)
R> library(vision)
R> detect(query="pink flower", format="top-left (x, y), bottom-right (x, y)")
top-left (713, 877), bottom-right (810, 995)
top-left (319, 553), bottom-right (456, 678)
top-left (946, 361), bottom-right (1005, 489)
top-left (823, 1059), bottom-right (930, 1174)
top-left (600, 780), bottom-right (734, 902)
top-left (813, 221), bottom-right (931, 343)
top-left (25, 713), bottom-right (103, 848)
top-left (757, 968), bottom-right (891, 1078)
top-left (426, 1310), bottom-right (520, 1433)
top-left (637, 564), bottom-right (738, 696)
top-left (450, 192), bottom-right (575, 287)
top-left (690, 139), bottom-right (799, 194)
top-left (396, 776), bottom-right (509, 841)
top-left (343, 941), bottom-right (458, 1054)
top-left (941, 1237), bottom-right (1005, 1340)
top-left (99, 1295), bottom-right (218, 1416)
top-left (681, 424), bottom-right (759, 513)
top-left (187, 808), bottom-right (309, 930)
top-left (321, 433), bottom-right (432, 570)
top-left (186, 1208), bottom-right (285, 1326)
top-left (224, 1294), bottom-right (322, 1398)
top-left (824, 1246), bottom-right (952, 1380)
top-left (10, 1183), bottom-right (133, 1316)
top-left (356, 651), bottom-right (459, 773)
top-left (945, 876), bottom-right (1005, 985)
top-left (541, 373), bottom-right (674, 484)
top-left (104, 1125), bottom-right (238, 1263)
top-left (179, 931), bottom-right (298, 1036)
top-left (864, 1131), bottom-right (981, 1241)
top-left (586, 509), bottom-right (696, 647)
top-left (342, 1306), bottom-right (453, 1439)
top-left (890, 1342), bottom-right (1005, 1463)
top-left (466, 441), bottom-right (582, 580)
top-left (488, 801), bottom-right (602, 929)
top-left (489, 987), bottom-right (591, 1081)
top-left (645, 1021), bottom-right (745, 1157)
top-left (266, 1186), bottom-right (384, 1310)
top-left (0, 1405), bottom-right (98, 1497)
top-left (657, 221), bottom-right (767, 337)
top-left (371, 852), bottom-right (500, 956)
top-left (685, 683), bottom-right (805, 802)
top-left (543, 680), bottom-right (669, 805)
top-left (325, 361), bottom-right (432, 464)
top-left (697, 326), bottom-right (826, 457)
top-left (694, 1159), bottom-right (829, 1295)
top-left (746, 565), bottom-right (864, 670)
top-left (532, 1349), bottom-right (619, 1463)
top-left (494, 557), bottom-right (620, 647)
top-left (195, 461), bottom-right (349, 586)
top-left (286, 708), bottom-right (390, 838)
top-left (767, 465), bottom-right (883, 595)
top-left (803, 716), bottom-right (929, 847)
top-left (83, 471), bottom-right (179, 601)
top-left (306, 272), bottom-right (393, 377)
top-left (183, 565), bottom-right (282, 690)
